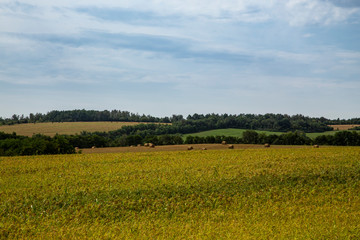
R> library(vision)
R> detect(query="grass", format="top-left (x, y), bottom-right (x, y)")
top-left (185, 128), bottom-right (360, 139)
top-left (1, 147), bottom-right (360, 239)
top-left (0, 122), bottom-right (150, 137)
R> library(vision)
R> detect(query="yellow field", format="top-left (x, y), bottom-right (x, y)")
top-left (0, 122), bottom-right (146, 137)
top-left (329, 124), bottom-right (360, 131)
top-left (1, 147), bottom-right (360, 239)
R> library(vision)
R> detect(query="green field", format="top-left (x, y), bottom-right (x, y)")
top-left (185, 128), bottom-right (360, 139)
top-left (1, 147), bottom-right (360, 239)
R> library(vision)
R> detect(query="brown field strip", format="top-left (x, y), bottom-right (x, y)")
top-left (328, 124), bottom-right (360, 131)
top-left (80, 144), bottom-right (309, 154)
top-left (0, 122), bottom-right (159, 137)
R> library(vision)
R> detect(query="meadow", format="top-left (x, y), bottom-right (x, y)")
top-left (0, 122), bottom-right (144, 137)
top-left (184, 128), bottom-right (360, 139)
top-left (1, 146), bottom-right (360, 239)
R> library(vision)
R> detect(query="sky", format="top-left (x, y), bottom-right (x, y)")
top-left (0, 0), bottom-right (360, 119)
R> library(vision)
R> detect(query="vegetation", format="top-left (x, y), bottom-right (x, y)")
top-left (0, 132), bottom-right (75, 156)
top-left (185, 128), bottom-right (360, 139)
top-left (1, 110), bottom-right (360, 156)
top-left (1, 110), bottom-right (335, 133)
top-left (184, 128), bottom-right (283, 138)
top-left (0, 109), bottom-right (169, 125)
top-left (0, 122), bottom-right (150, 137)
top-left (2, 129), bottom-right (360, 156)
top-left (1, 147), bottom-right (359, 239)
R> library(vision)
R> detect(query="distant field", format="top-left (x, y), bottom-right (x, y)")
top-left (81, 143), bottom-right (306, 154)
top-left (329, 124), bottom-right (360, 131)
top-left (185, 128), bottom-right (360, 139)
top-left (0, 122), bottom-right (148, 137)
top-left (1, 147), bottom-right (359, 238)
top-left (183, 128), bottom-right (283, 138)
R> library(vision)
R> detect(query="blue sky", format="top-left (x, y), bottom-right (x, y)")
top-left (0, 0), bottom-right (359, 119)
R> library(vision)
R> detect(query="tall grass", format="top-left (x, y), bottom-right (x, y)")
top-left (1, 147), bottom-right (360, 239)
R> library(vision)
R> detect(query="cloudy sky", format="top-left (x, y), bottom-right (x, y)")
top-left (1, 0), bottom-right (359, 119)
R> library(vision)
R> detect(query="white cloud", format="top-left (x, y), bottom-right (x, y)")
top-left (0, 0), bottom-right (359, 118)
top-left (1, 0), bottom-right (359, 29)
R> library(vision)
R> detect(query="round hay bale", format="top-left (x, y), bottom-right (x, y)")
top-left (228, 145), bottom-right (234, 149)
top-left (144, 143), bottom-right (149, 147)
top-left (149, 143), bottom-right (155, 148)
top-left (264, 143), bottom-right (270, 148)
top-left (137, 144), bottom-right (142, 147)
top-left (75, 147), bottom-right (79, 151)
top-left (92, 146), bottom-right (96, 149)
top-left (313, 145), bottom-right (319, 148)
top-left (202, 148), bottom-right (207, 150)
top-left (187, 146), bottom-right (193, 150)
top-left (130, 145), bottom-right (135, 147)
top-left (221, 141), bottom-right (227, 145)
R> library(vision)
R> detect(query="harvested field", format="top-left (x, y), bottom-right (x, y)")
top-left (81, 144), bottom-right (309, 154)
top-left (329, 124), bottom-right (360, 131)
top-left (0, 122), bottom-right (162, 137)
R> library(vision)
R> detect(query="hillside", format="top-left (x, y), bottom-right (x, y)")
top-left (184, 128), bottom-right (360, 139)
top-left (0, 122), bottom-right (145, 137)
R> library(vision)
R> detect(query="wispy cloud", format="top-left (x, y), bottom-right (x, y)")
top-left (0, 0), bottom-right (359, 118)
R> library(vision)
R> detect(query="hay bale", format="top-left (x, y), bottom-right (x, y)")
top-left (187, 146), bottom-right (193, 150)
top-left (92, 146), bottom-right (96, 149)
top-left (313, 145), bottom-right (319, 148)
top-left (75, 147), bottom-right (79, 151)
top-left (264, 143), bottom-right (270, 148)
top-left (144, 143), bottom-right (149, 147)
top-left (228, 145), bottom-right (234, 149)
top-left (221, 141), bottom-right (227, 145)
top-left (202, 148), bottom-right (207, 150)
top-left (137, 144), bottom-right (141, 147)
top-left (149, 143), bottom-right (155, 148)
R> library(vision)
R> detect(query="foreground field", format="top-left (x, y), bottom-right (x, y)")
top-left (1, 147), bottom-right (360, 239)
top-left (0, 122), bottom-right (145, 137)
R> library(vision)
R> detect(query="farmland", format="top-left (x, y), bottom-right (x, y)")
top-left (185, 128), bottom-right (360, 139)
top-left (183, 128), bottom-right (283, 138)
top-left (0, 122), bottom-right (147, 137)
top-left (329, 124), bottom-right (360, 131)
top-left (1, 147), bottom-right (360, 239)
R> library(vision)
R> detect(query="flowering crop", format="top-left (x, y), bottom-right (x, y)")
top-left (1, 147), bottom-right (360, 239)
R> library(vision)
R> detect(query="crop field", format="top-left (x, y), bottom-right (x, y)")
top-left (1, 147), bottom-right (360, 239)
top-left (329, 125), bottom-right (360, 131)
top-left (0, 122), bottom-right (147, 137)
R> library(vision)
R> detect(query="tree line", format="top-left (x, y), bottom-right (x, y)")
top-left (0, 110), bottom-right (169, 125)
top-left (1, 129), bottom-right (360, 156)
top-left (0, 132), bottom-right (75, 156)
top-left (2, 109), bottom-right (360, 133)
